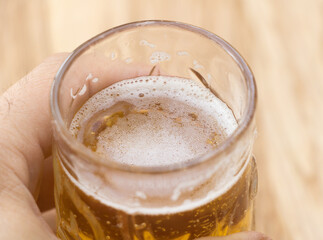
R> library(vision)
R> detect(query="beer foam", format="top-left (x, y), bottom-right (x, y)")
top-left (96, 109), bottom-right (216, 166)
top-left (68, 76), bottom-right (244, 215)
top-left (70, 76), bottom-right (237, 167)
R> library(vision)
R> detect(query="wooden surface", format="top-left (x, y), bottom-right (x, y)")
top-left (1, 1), bottom-right (323, 239)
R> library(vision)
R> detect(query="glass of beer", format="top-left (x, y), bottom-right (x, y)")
top-left (51, 20), bottom-right (257, 240)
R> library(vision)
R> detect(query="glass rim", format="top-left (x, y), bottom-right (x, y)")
top-left (50, 20), bottom-right (257, 173)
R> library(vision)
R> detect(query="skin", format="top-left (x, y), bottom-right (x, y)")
top-left (0, 54), bottom-right (271, 240)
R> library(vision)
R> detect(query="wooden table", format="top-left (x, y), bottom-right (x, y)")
top-left (1, 1), bottom-right (322, 239)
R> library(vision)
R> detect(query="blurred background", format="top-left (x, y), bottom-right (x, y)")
top-left (1, 1), bottom-right (322, 240)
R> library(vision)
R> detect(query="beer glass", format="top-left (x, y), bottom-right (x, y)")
top-left (51, 20), bottom-right (257, 240)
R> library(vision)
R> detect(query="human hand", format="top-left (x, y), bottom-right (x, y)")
top-left (0, 54), bottom-right (270, 240)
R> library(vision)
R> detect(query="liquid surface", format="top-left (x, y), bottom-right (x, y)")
top-left (70, 76), bottom-right (237, 167)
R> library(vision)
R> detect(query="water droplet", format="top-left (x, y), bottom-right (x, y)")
top-left (134, 222), bottom-right (147, 230)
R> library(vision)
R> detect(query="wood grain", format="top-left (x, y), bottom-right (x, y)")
top-left (1, 1), bottom-right (322, 239)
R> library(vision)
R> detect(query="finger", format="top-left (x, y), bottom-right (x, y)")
top-left (197, 231), bottom-right (272, 240)
top-left (42, 208), bottom-right (57, 232)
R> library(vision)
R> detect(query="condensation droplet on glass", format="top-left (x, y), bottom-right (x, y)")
top-left (117, 223), bottom-right (123, 228)
top-left (150, 51), bottom-right (171, 64)
top-left (135, 191), bottom-right (147, 199)
top-left (78, 84), bottom-right (87, 96)
top-left (86, 73), bottom-right (93, 81)
top-left (177, 51), bottom-right (189, 56)
top-left (132, 200), bottom-right (141, 207)
top-left (110, 51), bottom-right (117, 60)
top-left (193, 60), bottom-right (204, 69)
top-left (139, 39), bottom-right (156, 48)
top-left (125, 57), bottom-right (133, 64)
top-left (70, 88), bottom-right (77, 99)
top-left (134, 222), bottom-right (147, 230)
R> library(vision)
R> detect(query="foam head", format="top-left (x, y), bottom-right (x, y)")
top-left (70, 76), bottom-right (238, 167)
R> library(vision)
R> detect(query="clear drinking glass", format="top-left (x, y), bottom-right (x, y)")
top-left (51, 20), bottom-right (257, 240)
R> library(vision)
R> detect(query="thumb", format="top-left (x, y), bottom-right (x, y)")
top-left (196, 231), bottom-right (271, 240)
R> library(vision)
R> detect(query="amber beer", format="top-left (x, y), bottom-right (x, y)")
top-left (54, 76), bottom-right (257, 240)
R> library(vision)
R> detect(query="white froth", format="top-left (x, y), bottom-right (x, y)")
top-left (70, 76), bottom-right (237, 167)
top-left (95, 103), bottom-right (214, 166)
top-left (70, 76), bottom-right (238, 167)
